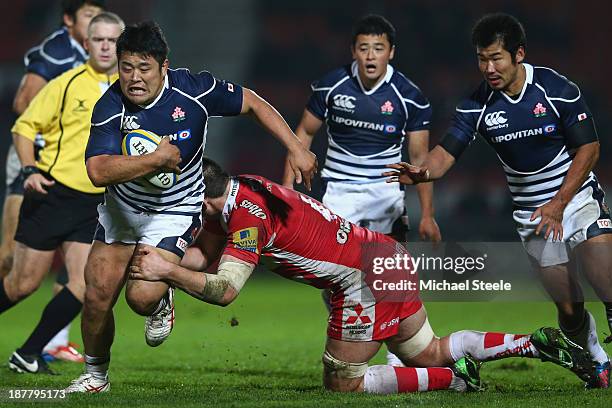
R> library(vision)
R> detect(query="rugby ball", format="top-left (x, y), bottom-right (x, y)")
top-left (121, 129), bottom-right (178, 189)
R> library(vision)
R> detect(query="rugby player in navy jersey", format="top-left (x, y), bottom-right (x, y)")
top-left (385, 13), bottom-right (611, 388)
top-left (0, 0), bottom-right (105, 363)
top-left (65, 21), bottom-right (316, 393)
top-left (282, 14), bottom-right (440, 366)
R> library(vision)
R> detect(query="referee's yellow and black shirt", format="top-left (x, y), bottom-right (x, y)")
top-left (12, 62), bottom-right (118, 194)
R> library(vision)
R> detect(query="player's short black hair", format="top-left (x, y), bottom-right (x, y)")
top-left (352, 14), bottom-right (396, 48)
top-left (116, 21), bottom-right (169, 70)
top-left (62, 0), bottom-right (106, 20)
top-left (472, 13), bottom-right (526, 62)
top-left (203, 158), bottom-right (230, 199)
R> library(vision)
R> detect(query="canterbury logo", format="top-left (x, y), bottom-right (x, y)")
top-left (484, 111), bottom-right (507, 126)
top-left (333, 94), bottom-right (356, 109)
top-left (122, 115), bottom-right (141, 131)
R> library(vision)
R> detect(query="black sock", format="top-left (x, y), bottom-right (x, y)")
top-left (18, 287), bottom-right (82, 355)
top-left (559, 309), bottom-right (589, 348)
top-left (605, 302), bottom-right (612, 334)
top-left (0, 278), bottom-right (17, 314)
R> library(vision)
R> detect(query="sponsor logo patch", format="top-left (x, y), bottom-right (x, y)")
top-left (384, 124), bottom-right (396, 133)
top-left (176, 237), bottom-right (188, 251)
top-left (233, 227), bottom-right (259, 253)
top-left (485, 110), bottom-right (508, 130)
top-left (239, 200), bottom-right (267, 219)
top-left (122, 115), bottom-right (140, 131)
top-left (543, 124), bottom-right (556, 134)
top-left (577, 112), bottom-right (588, 121)
top-left (597, 219), bottom-right (612, 229)
top-left (332, 94), bottom-right (357, 113)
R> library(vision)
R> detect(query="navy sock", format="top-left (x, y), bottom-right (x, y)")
top-left (18, 287), bottom-right (82, 355)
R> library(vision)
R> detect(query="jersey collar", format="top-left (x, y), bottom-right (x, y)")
top-left (139, 74), bottom-right (169, 109)
top-left (65, 28), bottom-right (88, 61)
top-left (351, 61), bottom-right (394, 95)
top-left (500, 63), bottom-right (533, 104)
top-left (221, 178), bottom-right (240, 224)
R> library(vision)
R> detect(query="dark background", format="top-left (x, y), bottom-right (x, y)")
top-left (0, 0), bottom-right (609, 241)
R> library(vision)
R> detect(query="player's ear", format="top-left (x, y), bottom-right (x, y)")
top-left (161, 59), bottom-right (169, 76)
top-left (515, 46), bottom-right (525, 64)
top-left (63, 13), bottom-right (75, 29)
top-left (389, 45), bottom-right (395, 60)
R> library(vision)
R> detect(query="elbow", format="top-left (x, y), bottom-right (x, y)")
top-left (86, 160), bottom-right (107, 187)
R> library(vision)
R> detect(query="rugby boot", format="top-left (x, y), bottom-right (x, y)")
top-left (531, 327), bottom-right (596, 383)
top-left (585, 360), bottom-right (610, 389)
top-left (452, 356), bottom-right (484, 392)
top-left (145, 287), bottom-right (175, 347)
top-left (65, 373), bottom-right (110, 393)
top-left (8, 351), bottom-right (56, 374)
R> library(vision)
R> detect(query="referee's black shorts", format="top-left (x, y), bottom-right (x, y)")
top-left (15, 175), bottom-right (103, 251)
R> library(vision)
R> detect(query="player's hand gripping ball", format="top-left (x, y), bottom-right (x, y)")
top-left (121, 129), bottom-right (179, 189)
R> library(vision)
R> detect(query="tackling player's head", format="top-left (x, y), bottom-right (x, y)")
top-left (351, 15), bottom-right (396, 90)
top-left (472, 13), bottom-right (526, 93)
top-left (202, 158), bottom-right (231, 218)
top-left (86, 12), bottom-right (124, 75)
top-left (116, 21), bottom-right (170, 106)
top-left (62, 0), bottom-right (105, 46)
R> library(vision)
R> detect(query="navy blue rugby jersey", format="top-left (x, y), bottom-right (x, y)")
top-left (442, 63), bottom-right (597, 210)
top-left (307, 62), bottom-right (431, 183)
top-left (86, 68), bottom-right (243, 215)
top-left (24, 27), bottom-right (88, 81)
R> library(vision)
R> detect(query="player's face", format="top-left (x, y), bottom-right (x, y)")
top-left (119, 52), bottom-right (169, 106)
top-left (85, 22), bottom-right (121, 74)
top-left (351, 34), bottom-right (395, 89)
top-left (477, 40), bottom-right (525, 92)
top-left (202, 198), bottom-right (221, 219)
top-left (65, 4), bottom-right (103, 45)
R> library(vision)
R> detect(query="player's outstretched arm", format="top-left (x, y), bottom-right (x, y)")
top-left (282, 109), bottom-right (323, 189)
top-left (130, 249), bottom-right (254, 307)
top-left (86, 137), bottom-right (181, 187)
top-left (241, 88), bottom-right (318, 190)
top-left (384, 145), bottom-right (455, 185)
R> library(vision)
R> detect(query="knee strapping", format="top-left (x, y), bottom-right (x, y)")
top-left (322, 350), bottom-right (368, 379)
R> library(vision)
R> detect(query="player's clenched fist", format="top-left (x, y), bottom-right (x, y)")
top-left (153, 137), bottom-right (181, 174)
top-left (129, 247), bottom-right (171, 281)
top-left (383, 162), bottom-right (430, 185)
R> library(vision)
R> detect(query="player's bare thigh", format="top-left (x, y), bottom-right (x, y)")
top-left (385, 306), bottom-right (451, 367)
top-left (575, 233), bottom-right (612, 301)
top-left (323, 337), bottom-right (381, 392)
top-left (84, 240), bottom-right (134, 307)
top-left (125, 243), bottom-right (180, 315)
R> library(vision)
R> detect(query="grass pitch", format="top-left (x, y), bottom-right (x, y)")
top-left (0, 274), bottom-right (610, 407)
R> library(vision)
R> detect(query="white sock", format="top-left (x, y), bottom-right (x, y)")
top-left (363, 365), bottom-right (462, 394)
top-left (43, 323), bottom-right (71, 352)
top-left (449, 330), bottom-right (539, 362)
top-left (586, 312), bottom-right (609, 365)
top-left (85, 354), bottom-right (109, 380)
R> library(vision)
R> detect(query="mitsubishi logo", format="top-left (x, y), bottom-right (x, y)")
top-left (345, 304), bottom-right (372, 325)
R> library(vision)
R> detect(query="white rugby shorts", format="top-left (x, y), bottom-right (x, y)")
top-left (515, 181), bottom-right (612, 267)
top-left (322, 180), bottom-right (404, 234)
top-left (94, 195), bottom-right (201, 257)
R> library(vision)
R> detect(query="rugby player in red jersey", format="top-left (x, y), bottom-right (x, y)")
top-left (128, 158), bottom-right (595, 394)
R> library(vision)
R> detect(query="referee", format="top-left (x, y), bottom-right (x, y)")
top-left (0, 12), bottom-right (124, 374)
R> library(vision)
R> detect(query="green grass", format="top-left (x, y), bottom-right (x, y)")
top-left (0, 275), bottom-right (610, 407)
